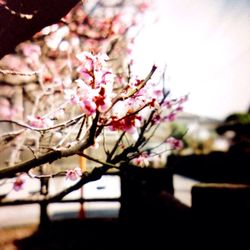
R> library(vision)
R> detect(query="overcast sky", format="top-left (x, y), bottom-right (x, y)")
top-left (133, 0), bottom-right (250, 119)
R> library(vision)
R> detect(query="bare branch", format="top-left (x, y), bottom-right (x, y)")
top-left (107, 131), bottom-right (126, 161)
top-left (0, 129), bottom-right (24, 147)
top-left (78, 152), bottom-right (117, 169)
top-left (0, 130), bottom-right (91, 179)
top-left (0, 114), bottom-right (84, 132)
top-left (0, 68), bottom-right (39, 76)
top-left (0, 150), bottom-right (62, 179)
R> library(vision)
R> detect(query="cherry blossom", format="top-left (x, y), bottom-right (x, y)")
top-left (0, 0), bottom-right (186, 198)
top-left (166, 137), bottom-right (184, 150)
top-left (13, 175), bottom-right (26, 191)
top-left (132, 152), bottom-right (150, 167)
top-left (27, 115), bottom-right (54, 128)
top-left (66, 167), bottom-right (82, 181)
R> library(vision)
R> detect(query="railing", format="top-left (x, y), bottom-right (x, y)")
top-left (0, 166), bottom-right (175, 228)
top-left (0, 172), bottom-right (121, 228)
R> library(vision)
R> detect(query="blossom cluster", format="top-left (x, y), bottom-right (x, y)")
top-left (0, 1), bottom-right (187, 193)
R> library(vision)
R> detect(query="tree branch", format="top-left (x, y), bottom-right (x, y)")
top-left (106, 64), bottom-right (157, 113)
top-left (0, 130), bottom-right (91, 179)
top-left (0, 150), bottom-right (62, 179)
top-left (0, 113), bottom-right (84, 132)
top-left (48, 164), bottom-right (111, 202)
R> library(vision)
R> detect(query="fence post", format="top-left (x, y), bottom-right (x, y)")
top-left (39, 177), bottom-right (50, 229)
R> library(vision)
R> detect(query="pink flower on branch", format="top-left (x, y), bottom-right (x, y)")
top-left (0, 0), bottom-right (188, 201)
top-left (109, 113), bottom-right (142, 134)
top-left (165, 112), bottom-right (177, 122)
top-left (13, 175), bottom-right (26, 191)
top-left (66, 167), bottom-right (82, 181)
top-left (132, 152), bottom-right (150, 167)
top-left (166, 137), bottom-right (184, 150)
top-left (80, 99), bottom-right (97, 116)
top-left (27, 115), bottom-right (54, 128)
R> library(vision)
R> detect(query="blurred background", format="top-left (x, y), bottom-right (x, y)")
top-left (133, 0), bottom-right (250, 120)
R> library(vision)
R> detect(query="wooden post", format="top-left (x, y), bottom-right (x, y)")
top-left (39, 177), bottom-right (50, 229)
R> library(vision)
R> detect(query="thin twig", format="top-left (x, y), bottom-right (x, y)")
top-left (0, 114), bottom-right (84, 132)
top-left (76, 116), bottom-right (86, 140)
top-left (107, 131), bottom-right (126, 161)
top-left (0, 68), bottom-right (39, 76)
top-left (78, 152), bottom-right (117, 168)
top-left (105, 64), bottom-right (157, 114)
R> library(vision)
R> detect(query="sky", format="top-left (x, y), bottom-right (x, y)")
top-left (133, 0), bottom-right (250, 119)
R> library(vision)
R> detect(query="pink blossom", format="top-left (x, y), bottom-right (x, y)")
top-left (101, 71), bottom-right (114, 85)
top-left (95, 53), bottom-right (109, 70)
top-left (80, 99), bottom-right (97, 116)
top-left (175, 106), bottom-right (183, 112)
top-left (110, 114), bottom-right (141, 133)
top-left (163, 100), bottom-right (173, 109)
top-left (178, 95), bottom-right (188, 104)
top-left (77, 69), bottom-right (93, 84)
top-left (13, 176), bottom-right (25, 191)
top-left (165, 112), bottom-right (176, 122)
top-left (138, 2), bottom-right (150, 13)
top-left (153, 89), bottom-right (163, 98)
top-left (76, 52), bottom-right (95, 72)
top-left (166, 137), bottom-right (184, 150)
top-left (94, 87), bottom-right (112, 113)
top-left (75, 79), bottom-right (94, 97)
top-left (27, 115), bottom-right (44, 128)
top-left (27, 115), bottom-right (53, 128)
top-left (132, 152), bottom-right (150, 167)
top-left (66, 167), bottom-right (82, 181)
top-left (111, 15), bottom-right (126, 34)
top-left (71, 95), bottom-right (80, 104)
top-left (151, 114), bottom-right (162, 125)
top-left (97, 97), bottom-right (112, 113)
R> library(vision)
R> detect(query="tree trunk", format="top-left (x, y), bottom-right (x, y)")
top-left (0, 0), bottom-right (80, 59)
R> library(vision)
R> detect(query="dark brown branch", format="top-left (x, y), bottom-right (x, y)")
top-left (0, 129), bottom-right (24, 147)
top-left (75, 115), bottom-right (86, 140)
top-left (0, 150), bottom-right (62, 179)
top-left (0, 197), bottom-right (120, 206)
top-left (110, 144), bottom-right (135, 164)
top-left (135, 90), bottom-right (170, 148)
top-left (87, 111), bottom-right (100, 146)
top-left (48, 165), bottom-right (111, 202)
top-left (78, 152), bottom-right (117, 168)
top-left (107, 131), bottom-right (126, 161)
top-left (0, 0), bottom-right (80, 59)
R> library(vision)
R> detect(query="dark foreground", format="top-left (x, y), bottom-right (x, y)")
top-left (13, 192), bottom-right (249, 250)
